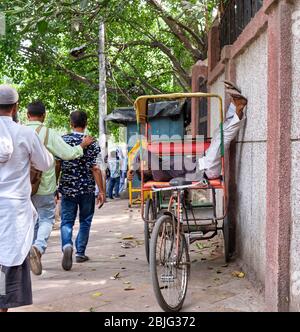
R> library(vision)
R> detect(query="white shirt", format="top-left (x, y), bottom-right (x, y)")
top-left (0, 116), bottom-right (53, 267)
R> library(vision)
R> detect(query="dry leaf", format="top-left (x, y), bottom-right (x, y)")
top-left (110, 272), bottom-right (120, 280)
top-left (124, 287), bottom-right (135, 291)
top-left (92, 292), bottom-right (103, 297)
top-left (232, 271), bottom-right (245, 278)
top-left (123, 281), bottom-right (131, 284)
top-left (122, 235), bottom-right (135, 240)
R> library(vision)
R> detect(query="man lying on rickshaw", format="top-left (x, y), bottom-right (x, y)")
top-left (127, 82), bottom-right (248, 183)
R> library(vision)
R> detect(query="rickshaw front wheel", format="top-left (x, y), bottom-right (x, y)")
top-left (150, 215), bottom-right (190, 312)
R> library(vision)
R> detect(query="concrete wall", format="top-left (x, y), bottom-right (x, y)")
top-left (210, 73), bottom-right (225, 136)
top-left (208, 32), bottom-right (268, 286)
top-left (290, 0), bottom-right (300, 311)
top-left (234, 31), bottom-right (268, 286)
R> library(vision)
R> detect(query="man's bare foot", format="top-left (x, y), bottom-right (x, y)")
top-left (233, 97), bottom-right (248, 120)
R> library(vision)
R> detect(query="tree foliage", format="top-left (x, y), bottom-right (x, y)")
top-left (0, 0), bottom-right (222, 135)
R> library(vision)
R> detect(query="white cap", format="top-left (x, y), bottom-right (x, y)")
top-left (0, 84), bottom-right (19, 105)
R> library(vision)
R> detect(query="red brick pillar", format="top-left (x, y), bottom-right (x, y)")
top-left (208, 22), bottom-right (221, 73)
top-left (264, 0), bottom-right (293, 312)
top-left (191, 61), bottom-right (208, 138)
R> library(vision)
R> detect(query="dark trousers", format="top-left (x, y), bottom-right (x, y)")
top-left (108, 177), bottom-right (120, 199)
top-left (60, 194), bottom-right (95, 256)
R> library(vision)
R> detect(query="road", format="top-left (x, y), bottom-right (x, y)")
top-left (13, 199), bottom-right (265, 312)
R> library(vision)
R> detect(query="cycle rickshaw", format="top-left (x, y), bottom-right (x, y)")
top-left (134, 93), bottom-right (230, 312)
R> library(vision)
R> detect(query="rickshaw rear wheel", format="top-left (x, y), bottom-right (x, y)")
top-left (223, 216), bottom-right (230, 263)
top-left (150, 215), bottom-right (190, 312)
top-left (144, 198), bottom-right (156, 263)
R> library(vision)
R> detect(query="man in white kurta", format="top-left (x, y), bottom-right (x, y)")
top-left (0, 84), bottom-right (53, 311)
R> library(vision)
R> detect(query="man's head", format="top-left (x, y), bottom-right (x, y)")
top-left (70, 111), bottom-right (87, 131)
top-left (27, 101), bottom-right (46, 122)
top-left (0, 84), bottom-right (19, 119)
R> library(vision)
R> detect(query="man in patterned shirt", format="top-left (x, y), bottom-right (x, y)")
top-left (56, 111), bottom-right (104, 271)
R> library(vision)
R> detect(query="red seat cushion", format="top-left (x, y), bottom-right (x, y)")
top-left (148, 141), bottom-right (210, 156)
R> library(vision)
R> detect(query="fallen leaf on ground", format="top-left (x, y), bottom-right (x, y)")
top-left (110, 272), bottom-right (120, 280)
top-left (92, 292), bottom-right (103, 297)
top-left (124, 287), bottom-right (135, 291)
top-left (232, 271), bottom-right (245, 278)
top-left (123, 281), bottom-right (131, 284)
top-left (216, 270), bottom-right (222, 274)
top-left (111, 255), bottom-right (118, 259)
top-left (201, 258), bottom-right (207, 261)
top-left (122, 235), bottom-right (135, 240)
top-left (118, 254), bottom-right (126, 257)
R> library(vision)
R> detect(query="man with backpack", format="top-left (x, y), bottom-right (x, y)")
top-left (26, 101), bottom-right (94, 276)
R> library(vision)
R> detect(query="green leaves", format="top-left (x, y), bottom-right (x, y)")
top-left (80, 0), bottom-right (89, 10)
top-left (37, 20), bottom-right (48, 34)
top-left (1, 0), bottom-right (219, 136)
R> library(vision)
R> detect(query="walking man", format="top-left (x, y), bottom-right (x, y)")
top-left (26, 101), bottom-right (94, 275)
top-left (56, 111), bottom-right (105, 271)
top-left (0, 85), bottom-right (53, 312)
top-left (108, 150), bottom-right (121, 199)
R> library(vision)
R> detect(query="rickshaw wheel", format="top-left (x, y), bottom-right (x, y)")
top-left (223, 216), bottom-right (230, 263)
top-left (144, 198), bottom-right (156, 263)
top-left (150, 215), bottom-right (190, 312)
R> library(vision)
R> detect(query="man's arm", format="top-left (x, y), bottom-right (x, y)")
top-left (55, 160), bottom-right (62, 203)
top-left (55, 160), bottom-right (62, 185)
top-left (47, 130), bottom-right (94, 161)
top-left (30, 132), bottom-right (54, 171)
top-left (92, 165), bottom-right (105, 206)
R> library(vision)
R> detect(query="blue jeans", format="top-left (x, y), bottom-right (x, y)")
top-left (108, 177), bottom-right (120, 199)
top-left (31, 194), bottom-right (56, 254)
top-left (118, 171), bottom-right (127, 194)
top-left (60, 194), bottom-right (95, 256)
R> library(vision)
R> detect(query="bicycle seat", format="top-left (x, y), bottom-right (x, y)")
top-left (169, 178), bottom-right (193, 187)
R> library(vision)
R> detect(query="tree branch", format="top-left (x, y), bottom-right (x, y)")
top-left (110, 40), bottom-right (191, 87)
top-left (146, 0), bottom-right (204, 60)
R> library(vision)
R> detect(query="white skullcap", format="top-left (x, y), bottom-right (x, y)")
top-left (0, 84), bottom-right (19, 105)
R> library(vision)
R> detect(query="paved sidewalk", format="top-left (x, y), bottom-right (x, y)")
top-left (13, 199), bottom-right (266, 312)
